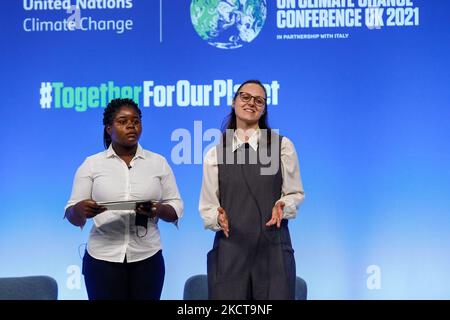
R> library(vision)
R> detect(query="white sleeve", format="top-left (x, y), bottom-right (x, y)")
top-left (199, 146), bottom-right (222, 231)
top-left (64, 158), bottom-right (93, 212)
top-left (276, 137), bottom-right (305, 219)
top-left (160, 158), bottom-right (184, 225)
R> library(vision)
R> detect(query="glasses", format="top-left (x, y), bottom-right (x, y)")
top-left (238, 92), bottom-right (266, 108)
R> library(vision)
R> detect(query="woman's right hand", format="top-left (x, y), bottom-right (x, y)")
top-left (217, 207), bottom-right (229, 238)
top-left (73, 199), bottom-right (107, 219)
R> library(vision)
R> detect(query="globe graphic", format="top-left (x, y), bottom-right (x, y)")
top-left (190, 0), bottom-right (267, 49)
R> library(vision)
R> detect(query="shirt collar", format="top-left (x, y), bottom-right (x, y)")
top-left (232, 129), bottom-right (260, 152)
top-left (106, 143), bottom-right (146, 159)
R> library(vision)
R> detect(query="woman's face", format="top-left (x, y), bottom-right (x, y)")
top-left (107, 106), bottom-right (142, 147)
top-left (233, 83), bottom-right (266, 126)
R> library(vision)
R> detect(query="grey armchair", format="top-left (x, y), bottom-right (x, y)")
top-left (183, 274), bottom-right (307, 300)
top-left (0, 276), bottom-right (58, 300)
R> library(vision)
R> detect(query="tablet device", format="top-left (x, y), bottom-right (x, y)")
top-left (97, 200), bottom-right (140, 211)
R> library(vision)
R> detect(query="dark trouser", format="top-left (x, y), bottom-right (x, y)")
top-left (82, 250), bottom-right (165, 300)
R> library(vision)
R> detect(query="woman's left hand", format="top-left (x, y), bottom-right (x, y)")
top-left (136, 201), bottom-right (158, 218)
top-left (266, 201), bottom-right (285, 228)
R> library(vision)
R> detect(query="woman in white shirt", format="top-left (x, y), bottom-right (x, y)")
top-left (65, 98), bottom-right (183, 300)
top-left (199, 80), bottom-right (305, 299)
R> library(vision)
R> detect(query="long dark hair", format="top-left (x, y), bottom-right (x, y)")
top-left (103, 98), bottom-right (142, 149)
top-left (221, 79), bottom-right (271, 143)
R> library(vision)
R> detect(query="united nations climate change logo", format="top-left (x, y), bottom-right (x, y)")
top-left (190, 0), bottom-right (267, 49)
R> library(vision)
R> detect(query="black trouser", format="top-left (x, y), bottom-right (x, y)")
top-left (82, 250), bottom-right (165, 300)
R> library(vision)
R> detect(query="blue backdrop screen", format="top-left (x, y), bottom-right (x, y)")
top-left (1, 0), bottom-right (449, 299)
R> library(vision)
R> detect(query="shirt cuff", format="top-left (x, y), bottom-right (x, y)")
top-left (276, 198), bottom-right (297, 220)
top-left (203, 212), bottom-right (222, 231)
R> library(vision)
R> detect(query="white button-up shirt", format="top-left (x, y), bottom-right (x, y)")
top-left (199, 130), bottom-right (305, 231)
top-left (65, 144), bottom-right (183, 263)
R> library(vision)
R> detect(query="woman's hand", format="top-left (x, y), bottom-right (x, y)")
top-left (65, 199), bottom-right (106, 227)
top-left (136, 201), bottom-right (157, 218)
top-left (136, 201), bottom-right (179, 223)
top-left (266, 201), bottom-right (285, 228)
top-left (73, 199), bottom-right (107, 219)
top-left (217, 207), bottom-right (229, 238)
